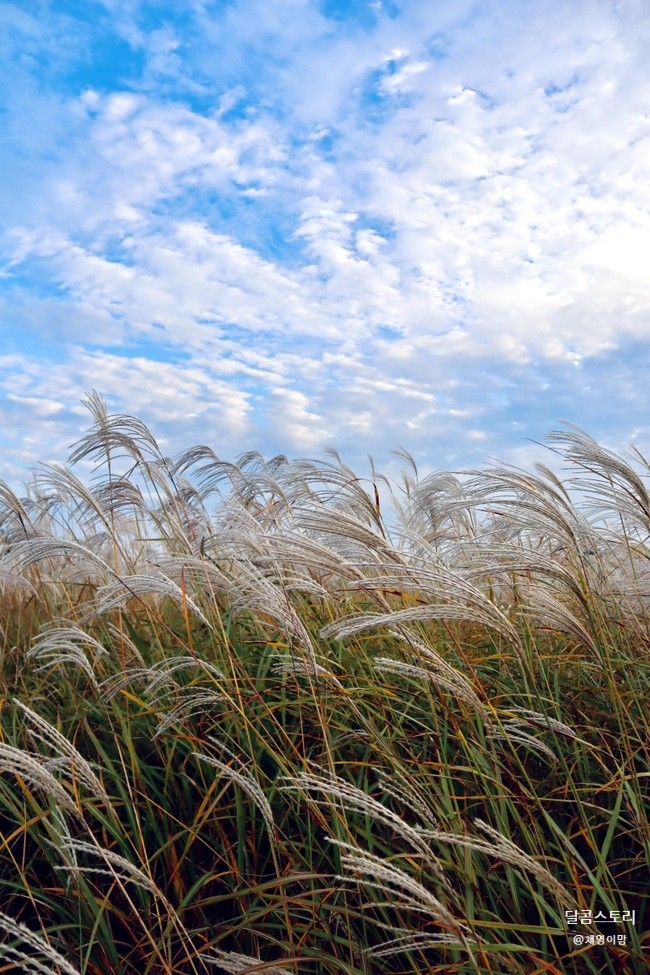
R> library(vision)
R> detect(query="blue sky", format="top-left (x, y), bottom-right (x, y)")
top-left (1, 0), bottom-right (649, 481)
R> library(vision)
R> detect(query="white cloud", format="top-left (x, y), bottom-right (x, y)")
top-left (1, 0), bottom-right (649, 480)
top-left (5, 394), bottom-right (66, 417)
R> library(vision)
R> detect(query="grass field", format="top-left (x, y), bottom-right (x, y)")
top-left (0, 393), bottom-right (648, 974)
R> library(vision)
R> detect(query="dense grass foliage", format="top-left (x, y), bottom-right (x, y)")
top-left (0, 394), bottom-right (648, 974)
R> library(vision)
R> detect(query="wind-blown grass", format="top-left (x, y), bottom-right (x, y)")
top-left (0, 393), bottom-right (648, 974)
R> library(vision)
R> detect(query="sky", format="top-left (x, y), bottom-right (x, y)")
top-left (1, 0), bottom-right (649, 483)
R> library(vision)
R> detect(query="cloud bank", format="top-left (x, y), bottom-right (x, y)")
top-left (1, 0), bottom-right (649, 480)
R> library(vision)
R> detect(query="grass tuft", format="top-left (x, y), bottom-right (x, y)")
top-left (0, 397), bottom-right (648, 974)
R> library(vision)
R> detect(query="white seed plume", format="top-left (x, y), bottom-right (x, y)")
top-left (194, 739), bottom-right (274, 836)
top-left (27, 625), bottom-right (108, 687)
top-left (322, 600), bottom-right (521, 652)
top-left (202, 950), bottom-right (292, 973)
top-left (429, 819), bottom-right (574, 910)
top-left (374, 656), bottom-right (485, 713)
top-left (104, 620), bottom-right (146, 665)
top-left (53, 837), bottom-right (171, 908)
top-left (14, 700), bottom-right (108, 804)
top-left (329, 838), bottom-right (464, 930)
top-left (366, 929), bottom-right (471, 958)
top-left (0, 743), bottom-right (77, 813)
top-left (0, 567), bottom-right (35, 593)
top-left (154, 689), bottom-right (224, 738)
top-left (0, 910), bottom-right (80, 975)
top-left (487, 727), bottom-right (558, 763)
top-left (508, 707), bottom-right (577, 740)
top-left (143, 655), bottom-right (224, 695)
top-left (377, 770), bottom-right (438, 831)
top-left (100, 667), bottom-right (156, 699)
top-left (0, 538), bottom-right (112, 578)
top-left (526, 588), bottom-right (600, 655)
top-left (282, 771), bottom-right (436, 861)
top-left (93, 573), bottom-right (212, 628)
top-left (272, 654), bottom-right (344, 689)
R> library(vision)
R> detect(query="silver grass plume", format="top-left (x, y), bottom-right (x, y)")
top-left (374, 656), bottom-right (486, 714)
top-left (0, 742), bottom-right (77, 813)
top-left (508, 707), bottom-right (577, 740)
top-left (0, 480), bottom-right (39, 541)
top-left (547, 425), bottom-right (650, 530)
top-left (14, 700), bottom-right (108, 804)
top-left (389, 630), bottom-right (485, 709)
top-left (525, 586), bottom-right (600, 655)
top-left (141, 655), bottom-right (224, 696)
top-left (486, 706), bottom-right (583, 763)
top-left (0, 566), bottom-right (36, 594)
top-left (327, 559), bottom-right (523, 649)
top-left (293, 506), bottom-right (397, 562)
top-left (32, 464), bottom-right (140, 564)
top-left (486, 726), bottom-right (559, 763)
top-left (92, 572), bottom-right (212, 628)
top-left (329, 838), bottom-right (465, 930)
top-left (0, 537), bottom-right (113, 580)
top-left (51, 836), bottom-right (172, 909)
top-left (366, 929), bottom-right (471, 958)
top-left (428, 819), bottom-right (574, 910)
top-left (153, 689), bottom-right (224, 738)
top-left (322, 600), bottom-right (520, 650)
top-left (202, 950), bottom-right (292, 974)
top-left (281, 771), bottom-right (438, 862)
top-left (27, 625), bottom-right (109, 688)
top-left (0, 910), bottom-right (80, 975)
top-left (272, 654), bottom-right (345, 690)
top-left (100, 667), bottom-right (160, 700)
top-left (194, 738), bottom-right (274, 837)
top-left (100, 656), bottom-right (223, 714)
top-left (68, 390), bottom-right (163, 469)
top-left (377, 770), bottom-right (438, 831)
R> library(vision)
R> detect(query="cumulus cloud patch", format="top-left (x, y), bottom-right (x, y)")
top-left (0, 0), bottom-right (648, 480)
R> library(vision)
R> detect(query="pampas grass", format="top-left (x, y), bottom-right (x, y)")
top-left (0, 393), bottom-right (647, 974)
